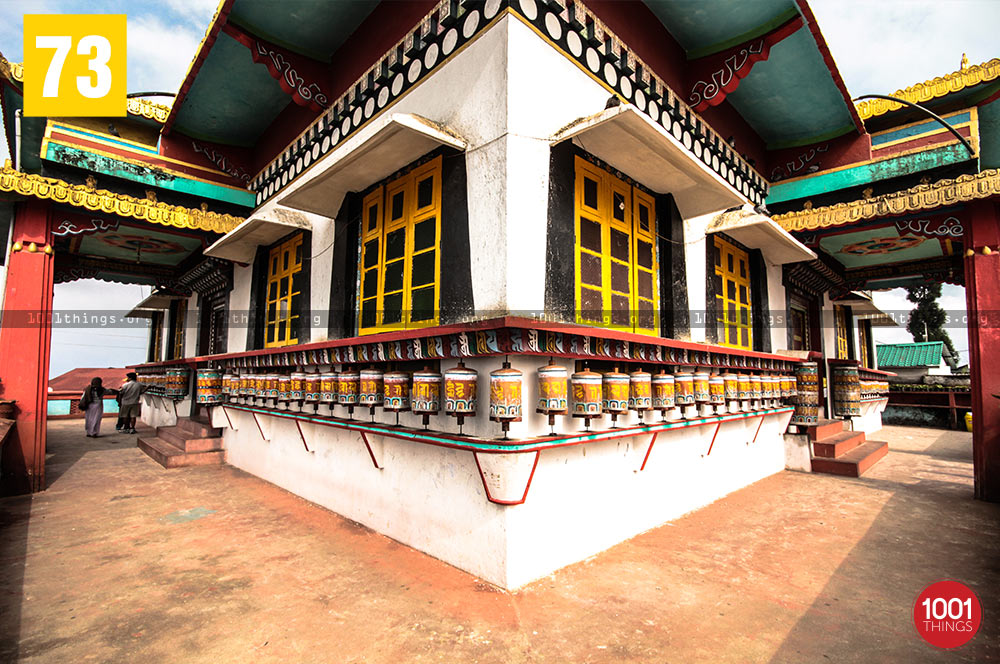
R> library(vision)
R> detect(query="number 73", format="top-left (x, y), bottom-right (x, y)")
top-left (36, 35), bottom-right (112, 98)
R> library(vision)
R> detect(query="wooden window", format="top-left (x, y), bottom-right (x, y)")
top-left (171, 299), bottom-right (186, 360)
top-left (858, 319), bottom-right (872, 368)
top-left (835, 305), bottom-right (850, 360)
top-left (359, 156), bottom-right (442, 335)
top-left (149, 310), bottom-right (163, 362)
top-left (714, 236), bottom-right (752, 350)
top-left (265, 233), bottom-right (304, 348)
top-left (574, 156), bottom-right (658, 334)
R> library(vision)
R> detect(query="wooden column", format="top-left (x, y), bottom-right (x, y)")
top-left (0, 200), bottom-right (54, 495)
top-left (964, 199), bottom-right (1000, 502)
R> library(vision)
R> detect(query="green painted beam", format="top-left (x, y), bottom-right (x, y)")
top-left (767, 143), bottom-right (976, 205)
top-left (44, 143), bottom-right (256, 207)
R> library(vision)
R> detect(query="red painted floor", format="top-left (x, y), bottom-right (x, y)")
top-left (1, 422), bottom-right (997, 663)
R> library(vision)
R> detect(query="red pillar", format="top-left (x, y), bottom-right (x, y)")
top-left (964, 200), bottom-right (1000, 502)
top-left (0, 200), bottom-right (54, 495)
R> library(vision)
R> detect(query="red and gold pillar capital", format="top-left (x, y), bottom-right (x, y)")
top-left (0, 199), bottom-right (55, 495)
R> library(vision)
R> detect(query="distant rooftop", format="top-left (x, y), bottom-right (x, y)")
top-left (876, 342), bottom-right (945, 368)
top-left (48, 368), bottom-right (130, 393)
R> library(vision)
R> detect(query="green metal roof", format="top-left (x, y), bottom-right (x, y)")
top-left (876, 341), bottom-right (944, 368)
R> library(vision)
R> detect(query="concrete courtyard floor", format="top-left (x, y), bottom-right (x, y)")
top-left (1, 421), bottom-right (998, 663)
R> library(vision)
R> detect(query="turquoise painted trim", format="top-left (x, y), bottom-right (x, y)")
top-left (766, 143), bottom-right (975, 204)
top-left (222, 402), bottom-right (794, 454)
top-left (56, 124), bottom-right (159, 155)
top-left (47, 399), bottom-right (71, 416)
top-left (871, 112), bottom-right (970, 147)
top-left (686, 7), bottom-right (801, 59)
top-left (766, 123), bottom-right (856, 151)
top-left (44, 143), bottom-right (256, 207)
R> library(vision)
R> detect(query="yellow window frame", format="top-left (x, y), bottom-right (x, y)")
top-left (171, 299), bottom-right (186, 360)
top-left (359, 156), bottom-right (442, 335)
top-left (265, 233), bottom-right (304, 348)
top-left (835, 305), bottom-right (850, 360)
top-left (573, 156), bottom-right (659, 335)
top-left (714, 236), bottom-right (752, 350)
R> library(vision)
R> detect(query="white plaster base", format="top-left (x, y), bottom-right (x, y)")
top-left (140, 394), bottom-right (182, 429)
top-left (849, 398), bottom-right (887, 435)
top-left (219, 406), bottom-right (793, 589)
top-left (783, 432), bottom-right (812, 472)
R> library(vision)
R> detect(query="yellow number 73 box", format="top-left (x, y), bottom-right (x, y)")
top-left (23, 14), bottom-right (126, 117)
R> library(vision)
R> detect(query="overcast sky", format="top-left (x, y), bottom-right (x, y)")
top-left (0, 0), bottom-right (992, 375)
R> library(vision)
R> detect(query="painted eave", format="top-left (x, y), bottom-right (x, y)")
top-left (706, 204), bottom-right (815, 264)
top-left (552, 104), bottom-right (746, 218)
top-left (277, 113), bottom-right (467, 217)
top-left (206, 205), bottom-right (312, 262)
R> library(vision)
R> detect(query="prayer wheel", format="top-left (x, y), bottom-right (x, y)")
top-left (571, 368), bottom-right (602, 429)
top-left (602, 368), bottom-right (629, 427)
top-left (195, 368), bottom-right (222, 404)
top-left (290, 372), bottom-right (307, 402)
top-left (693, 370), bottom-right (710, 404)
top-left (709, 374), bottom-right (725, 406)
top-left (791, 362), bottom-right (819, 425)
top-left (723, 373), bottom-right (738, 402)
top-left (383, 371), bottom-right (411, 411)
top-left (338, 370), bottom-right (360, 417)
top-left (536, 362), bottom-right (568, 434)
top-left (166, 367), bottom-right (189, 399)
top-left (359, 368), bottom-right (384, 420)
top-left (255, 374), bottom-right (268, 400)
top-left (737, 374), bottom-right (750, 401)
top-left (267, 373), bottom-right (280, 399)
top-left (489, 361), bottom-right (523, 438)
top-left (238, 372), bottom-right (250, 398)
top-left (303, 373), bottom-right (320, 404)
top-left (628, 369), bottom-right (652, 414)
top-left (444, 361), bottom-right (478, 431)
top-left (278, 375), bottom-right (291, 402)
top-left (411, 368), bottom-right (442, 429)
top-left (832, 365), bottom-right (861, 417)
top-left (221, 372), bottom-right (232, 398)
top-left (761, 374), bottom-right (773, 402)
top-left (320, 373), bottom-right (338, 403)
top-left (674, 372), bottom-right (694, 407)
top-left (750, 374), bottom-right (763, 405)
top-left (651, 371), bottom-right (675, 415)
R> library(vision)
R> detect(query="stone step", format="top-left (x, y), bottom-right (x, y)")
top-left (175, 416), bottom-right (221, 438)
top-left (156, 426), bottom-right (223, 453)
top-left (806, 419), bottom-right (845, 442)
top-left (811, 441), bottom-right (888, 478)
top-left (137, 436), bottom-right (225, 469)
top-left (812, 431), bottom-right (866, 458)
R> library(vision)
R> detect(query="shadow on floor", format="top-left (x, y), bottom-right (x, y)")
top-left (769, 434), bottom-right (1000, 663)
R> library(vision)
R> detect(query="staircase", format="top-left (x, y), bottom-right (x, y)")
top-left (806, 419), bottom-right (888, 477)
top-left (138, 416), bottom-right (225, 468)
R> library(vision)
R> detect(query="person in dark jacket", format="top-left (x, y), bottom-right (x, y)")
top-left (117, 372), bottom-right (147, 434)
top-left (80, 377), bottom-right (115, 437)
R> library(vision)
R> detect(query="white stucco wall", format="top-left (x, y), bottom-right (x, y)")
top-left (228, 263), bottom-right (252, 354)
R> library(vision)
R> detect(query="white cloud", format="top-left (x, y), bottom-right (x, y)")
top-left (126, 13), bottom-right (203, 94)
top-left (162, 0), bottom-right (218, 29)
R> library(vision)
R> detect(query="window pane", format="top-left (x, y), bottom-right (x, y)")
top-left (638, 204), bottom-right (650, 232)
top-left (295, 243), bottom-right (302, 266)
top-left (280, 299), bottom-right (289, 318)
top-left (267, 281), bottom-right (277, 301)
top-left (580, 218), bottom-right (602, 252)
top-left (583, 177), bottom-right (598, 209)
top-left (383, 293), bottom-right (403, 324)
top-left (364, 239), bottom-right (379, 269)
top-left (739, 327), bottom-right (748, 347)
top-left (727, 253), bottom-right (733, 273)
top-left (267, 324), bottom-right (276, 344)
top-left (727, 280), bottom-right (736, 301)
top-left (267, 301), bottom-right (277, 325)
top-left (612, 191), bottom-right (625, 221)
top-left (362, 271), bottom-right (377, 298)
top-left (271, 256), bottom-right (278, 274)
top-left (386, 229), bottom-right (405, 260)
top-left (413, 218), bottom-right (435, 252)
top-left (384, 261), bottom-right (404, 293)
top-left (283, 250), bottom-right (289, 271)
top-left (417, 176), bottom-right (434, 209)
top-left (410, 286), bottom-right (434, 321)
top-left (277, 321), bottom-right (286, 342)
top-left (411, 251), bottom-right (435, 288)
top-left (637, 241), bottom-right (652, 269)
top-left (391, 191), bottom-right (405, 220)
top-left (637, 271), bottom-right (653, 299)
top-left (580, 252), bottom-right (602, 287)
top-left (739, 259), bottom-right (746, 278)
top-left (611, 294), bottom-right (630, 326)
top-left (292, 271), bottom-right (302, 296)
top-left (290, 292), bottom-right (301, 317)
top-left (368, 204), bottom-right (378, 232)
top-left (739, 306), bottom-right (749, 326)
top-left (280, 276), bottom-right (289, 298)
top-left (636, 299), bottom-right (654, 330)
top-left (361, 300), bottom-right (377, 329)
top-left (611, 261), bottom-right (629, 293)
top-left (580, 287), bottom-right (603, 322)
top-left (739, 285), bottom-right (748, 305)
top-left (610, 229), bottom-right (629, 262)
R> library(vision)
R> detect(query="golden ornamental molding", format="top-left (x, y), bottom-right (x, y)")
top-left (0, 53), bottom-right (22, 83)
top-left (856, 57), bottom-right (1000, 120)
top-left (774, 169), bottom-right (1000, 231)
top-left (0, 161), bottom-right (242, 234)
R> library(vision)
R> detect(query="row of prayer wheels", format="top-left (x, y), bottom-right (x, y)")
top-left (860, 377), bottom-right (889, 397)
top-left (138, 368), bottom-right (190, 400)
top-left (216, 361), bottom-right (797, 438)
